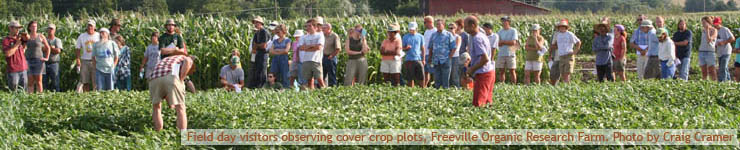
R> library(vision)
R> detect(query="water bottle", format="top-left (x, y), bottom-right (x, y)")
top-left (139, 69), bottom-right (145, 79)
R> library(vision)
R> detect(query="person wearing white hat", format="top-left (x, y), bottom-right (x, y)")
top-left (75, 19), bottom-right (101, 92)
top-left (91, 28), bottom-right (119, 91)
top-left (402, 22), bottom-right (426, 88)
top-left (551, 19), bottom-right (581, 84)
top-left (289, 29), bottom-right (305, 88)
top-left (523, 24), bottom-right (547, 85)
top-left (3, 20), bottom-right (28, 91)
top-left (159, 19), bottom-right (186, 59)
top-left (629, 19), bottom-right (655, 79)
top-left (44, 23), bottom-right (63, 92)
top-left (247, 16), bottom-right (271, 88)
top-left (344, 24), bottom-right (369, 86)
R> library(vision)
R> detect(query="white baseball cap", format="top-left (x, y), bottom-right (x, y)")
top-left (293, 29), bottom-right (305, 37)
top-left (99, 28), bottom-right (110, 33)
top-left (408, 22), bottom-right (418, 30)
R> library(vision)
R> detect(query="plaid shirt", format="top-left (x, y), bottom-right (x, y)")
top-left (150, 55), bottom-right (187, 79)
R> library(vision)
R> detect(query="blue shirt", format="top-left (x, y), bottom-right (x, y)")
top-left (735, 39), bottom-right (740, 63)
top-left (470, 32), bottom-right (494, 74)
top-left (647, 30), bottom-right (660, 56)
top-left (630, 29), bottom-right (655, 56)
top-left (497, 28), bottom-right (519, 57)
top-left (428, 30), bottom-right (457, 65)
top-left (271, 38), bottom-right (292, 54)
top-left (459, 32), bottom-right (469, 54)
top-left (402, 33), bottom-right (424, 61)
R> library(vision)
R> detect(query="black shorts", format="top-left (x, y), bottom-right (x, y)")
top-left (402, 61), bottom-right (424, 81)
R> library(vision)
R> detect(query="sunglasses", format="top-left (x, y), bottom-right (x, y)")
top-left (268, 75), bottom-right (275, 78)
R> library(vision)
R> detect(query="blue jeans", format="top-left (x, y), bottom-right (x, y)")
top-left (432, 60), bottom-right (451, 88)
top-left (660, 60), bottom-right (677, 79)
top-left (270, 55), bottom-right (290, 87)
top-left (96, 70), bottom-right (114, 91)
top-left (676, 57), bottom-right (691, 80)
top-left (718, 54), bottom-right (731, 82)
top-left (449, 57), bottom-right (461, 88)
top-left (115, 75), bottom-right (131, 91)
top-left (322, 56), bottom-right (338, 86)
top-left (43, 63), bottom-right (60, 92)
top-left (7, 70), bottom-right (27, 91)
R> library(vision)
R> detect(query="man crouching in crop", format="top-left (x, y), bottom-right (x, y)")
top-left (464, 15), bottom-right (496, 107)
top-left (149, 55), bottom-right (196, 131)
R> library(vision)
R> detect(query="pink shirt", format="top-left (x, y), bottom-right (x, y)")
top-left (291, 41), bottom-right (300, 62)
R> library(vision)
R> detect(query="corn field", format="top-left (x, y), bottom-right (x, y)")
top-left (1, 12), bottom-right (739, 90)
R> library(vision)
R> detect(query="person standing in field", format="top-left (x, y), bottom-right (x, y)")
top-left (482, 22), bottom-right (499, 69)
top-left (114, 36), bottom-right (132, 91)
top-left (733, 28), bottom-right (740, 82)
top-left (298, 18), bottom-right (326, 89)
top-left (713, 17), bottom-right (735, 82)
top-left (672, 19), bottom-right (693, 80)
top-left (44, 24), bottom-right (63, 92)
top-left (92, 28), bottom-right (119, 91)
top-left (344, 25), bottom-right (369, 86)
top-left (149, 55), bottom-right (195, 131)
top-left (698, 16), bottom-right (718, 81)
top-left (422, 16), bottom-right (437, 87)
top-left (451, 19), bottom-right (469, 88)
top-left (2, 20), bottom-right (28, 91)
top-left (380, 23), bottom-right (403, 86)
top-left (642, 20), bottom-right (662, 80)
top-left (402, 22), bottom-right (426, 87)
top-left (220, 50), bottom-right (244, 92)
top-left (656, 28), bottom-right (677, 79)
top-left (495, 16), bottom-right (519, 84)
top-left (428, 19), bottom-right (457, 88)
top-left (270, 24), bottom-right (292, 87)
top-left (592, 22), bottom-right (614, 82)
top-left (75, 20), bottom-right (100, 92)
top-left (447, 23), bottom-right (462, 87)
top-left (551, 19), bottom-right (581, 83)
top-left (24, 21), bottom-right (51, 93)
top-left (247, 16), bottom-right (270, 88)
top-left (523, 24), bottom-right (547, 84)
top-left (141, 32), bottom-right (160, 81)
top-left (109, 18), bottom-right (122, 39)
top-left (321, 23), bottom-right (341, 87)
top-left (289, 30), bottom-right (305, 88)
top-left (159, 19), bottom-right (186, 59)
top-left (463, 15), bottom-right (495, 107)
top-left (613, 24), bottom-right (628, 82)
top-left (630, 15), bottom-right (650, 79)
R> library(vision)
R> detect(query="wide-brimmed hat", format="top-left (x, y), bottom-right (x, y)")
top-left (555, 19), bottom-right (569, 28)
top-left (314, 16), bottom-right (324, 25)
top-left (640, 20), bottom-right (654, 28)
top-left (387, 23), bottom-right (400, 32)
top-left (252, 16), bottom-right (264, 24)
top-left (293, 29), bottom-right (305, 37)
top-left (595, 20), bottom-right (611, 31)
top-left (656, 28), bottom-right (669, 38)
top-left (267, 21), bottom-right (278, 30)
top-left (530, 24), bottom-right (541, 31)
top-left (109, 18), bottom-right (122, 26)
top-left (165, 19), bottom-right (176, 26)
top-left (87, 19), bottom-right (96, 26)
top-left (8, 20), bottom-right (22, 28)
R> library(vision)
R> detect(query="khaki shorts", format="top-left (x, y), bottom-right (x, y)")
top-left (380, 60), bottom-right (402, 73)
top-left (80, 60), bottom-right (96, 84)
top-left (613, 59), bottom-right (626, 72)
top-left (558, 54), bottom-right (575, 74)
top-left (495, 56), bottom-right (517, 69)
top-left (149, 75), bottom-right (186, 106)
top-left (301, 61), bottom-right (322, 80)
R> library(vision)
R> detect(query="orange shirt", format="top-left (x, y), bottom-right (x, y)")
top-left (381, 38), bottom-right (402, 60)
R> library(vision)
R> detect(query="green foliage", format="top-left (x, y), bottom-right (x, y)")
top-left (684, 0), bottom-right (740, 12)
top-left (2, 80), bottom-right (740, 149)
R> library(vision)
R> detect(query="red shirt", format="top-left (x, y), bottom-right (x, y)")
top-left (151, 55), bottom-right (188, 79)
top-left (2, 36), bottom-right (27, 73)
top-left (613, 36), bottom-right (626, 60)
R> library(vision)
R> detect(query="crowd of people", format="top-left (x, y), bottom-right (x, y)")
top-left (3, 14), bottom-right (740, 130)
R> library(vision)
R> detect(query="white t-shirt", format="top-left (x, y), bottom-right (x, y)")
top-left (486, 33), bottom-right (499, 60)
top-left (298, 32), bottom-right (325, 63)
top-left (423, 28), bottom-right (436, 56)
top-left (75, 32), bottom-right (100, 60)
top-left (452, 34), bottom-right (461, 57)
top-left (552, 31), bottom-right (581, 56)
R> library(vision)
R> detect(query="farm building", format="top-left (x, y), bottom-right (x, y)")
top-left (420, 0), bottom-right (551, 16)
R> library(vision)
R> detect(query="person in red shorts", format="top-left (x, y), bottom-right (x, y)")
top-left (463, 15), bottom-right (495, 107)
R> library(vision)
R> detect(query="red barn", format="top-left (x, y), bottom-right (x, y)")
top-left (421, 0), bottom-right (551, 16)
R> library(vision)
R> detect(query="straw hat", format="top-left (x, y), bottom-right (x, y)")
top-left (8, 20), bottom-right (22, 28)
top-left (555, 19), bottom-right (569, 28)
top-left (252, 16), bottom-right (264, 24)
top-left (387, 23), bottom-right (400, 32)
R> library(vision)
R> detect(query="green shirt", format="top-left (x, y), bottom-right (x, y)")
top-left (263, 83), bottom-right (283, 90)
top-left (158, 33), bottom-right (184, 58)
